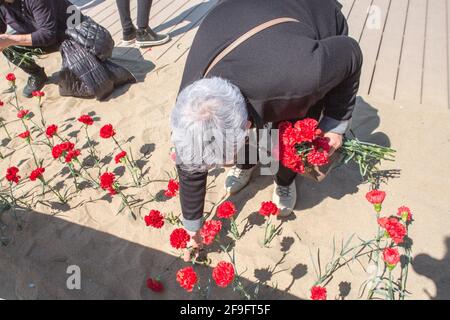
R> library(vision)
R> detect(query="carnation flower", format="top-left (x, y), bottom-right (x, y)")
top-left (65, 149), bottom-right (81, 163)
top-left (200, 220), bottom-right (222, 245)
top-left (378, 217), bottom-right (407, 244)
top-left (78, 115), bottom-right (94, 126)
top-left (310, 286), bottom-right (327, 300)
top-left (30, 167), bottom-right (45, 181)
top-left (144, 210), bottom-right (165, 229)
top-left (281, 146), bottom-right (305, 174)
top-left (307, 148), bottom-right (329, 166)
top-left (294, 118), bottom-right (318, 142)
top-left (32, 90), bottom-right (45, 97)
top-left (259, 201), bottom-right (279, 217)
top-left (313, 136), bottom-right (331, 152)
top-left (212, 261), bottom-right (235, 288)
top-left (146, 278), bottom-right (164, 293)
top-left (164, 179), bottom-right (179, 198)
top-left (176, 267), bottom-right (198, 292)
top-left (17, 109), bottom-right (30, 119)
top-left (6, 73), bottom-right (16, 82)
top-left (46, 125), bottom-right (58, 138)
top-left (6, 166), bottom-right (20, 184)
top-left (217, 201), bottom-right (237, 219)
top-left (100, 172), bottom-right (117, 195)
top-left (366, 190), bottom-right (386, 213)
top-left (100, 124), bottom-right (116, 139)
top-left (170, 228), bottom-right (190, 249)
top-left (18, 130), bottom-right (30, 140)
top-left (115, 151), bottom-right (127, 164)
top-left (0, 100), bottom-right (4, 107)
top-left (397, 206), bottom-right (412, 222)
top-left (52, 142), bottom-right (75, 159)
top-left (383, 247), bottom-right (400, 269)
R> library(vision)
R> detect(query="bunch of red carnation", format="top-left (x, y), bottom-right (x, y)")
top-left (279, 118), bottom-right (330, 174)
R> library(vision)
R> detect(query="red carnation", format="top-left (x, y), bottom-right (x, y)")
top-left (18, 130), bottom-right (30, 140)
top-left (310, 286), bottom-right (327, 300)
top-left (200, 220), bottom-right (222, 245)
top-left (366, 190), bottom-right (386, 213)
top-left (100, 172), bottom-right (117, 195)
top-left (52, 142), bottom-right (75, 159)
top-left (6, 166), bottom-right (20, 184)
top-left (78, 115), bottom-right (94, 126)
top-left (114, 151), bottom-right (127, 164)
top-left (170, 228), bottom-right (190, 249)
top-left (144, 210), bottom-right (165, 229)
top-left (313, 136), bottom-right (331, 153)
top-left (100, 124), bottom-right (116, 139)
top-left (378, 217), bottom-right (407, 244)
top-left (65, 149), bottom-right (81, 163)
top-left (281, 147), bottom-right (305, 174)
top-left (259, 201), bottom-right (279, 217)
top-left (176, 267), bottom-right (198, 292)
top-left (383, 247), bottom-right (400, 269)
top-left (217, 201), bottom-right (237, 219)
top-left (294, 118), bottom-right (319, 142)
top-left (29, 167), bottom-right (45, 181)
top-left (397, 206), bottom-right (412, 222)
top-left (0, 100), bottom-right (4, 107)
top-left (32, 90), bottom-right (45, 97)
top-left (17, 109), bottom-right (30, 119)
top-left (212, 261), bottom-right (235, 288)
top-left (307, 148), bottom-right (329, 166)
top-left (146, 278), bottom-right (164, 293)
top-left (6, 73), bottom-right (16, 82)
top-left (46, 124), bottom-right (58, 138)
top-left (164, 179), bottom-right (179, 198)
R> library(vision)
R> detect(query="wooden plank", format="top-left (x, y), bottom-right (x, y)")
top-left (421, 0), bottom-right (448, 109)
top-left (149, 0), bottom-right (218, 63)
top-left (357, 0), bottom-right (391, 95)
top-left (346, 0), bottom-right (373, 41)
top-left (394, 0), bottom-right (427, 105)
top-left (339, 0), bottom-right (354, 18)
top-left (447, 0), bottom-right (450, 109)
top-left (369, 0), bottom-right (409, 99)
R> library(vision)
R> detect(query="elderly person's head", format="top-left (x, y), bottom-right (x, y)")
top-left (171, 77), bottom-right (249, 172)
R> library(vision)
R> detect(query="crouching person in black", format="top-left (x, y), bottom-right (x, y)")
top-left (0, 0), bottom-right (77, 97)
top-left (171, 0), bottom-right (363, 261)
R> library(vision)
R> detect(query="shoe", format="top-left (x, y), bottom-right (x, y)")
top-left (23, 68), bottom-right (48, 98)
top-left (122, 26), bottom-right (137, 45)
top-left (272, 181), bottom-right (297, 218)
top-left (224, 166), bottom-right (256, 195)
top-left (136, 27), bottom-right (170, 47)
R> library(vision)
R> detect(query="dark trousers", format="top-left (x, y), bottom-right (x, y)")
top-left (116, 0), bottom-right (153, 30)
top-left (2, 44), bottom-right (60, 75)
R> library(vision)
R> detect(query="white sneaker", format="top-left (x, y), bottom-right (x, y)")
top-left (224, 166), bottom-right (256, 195)
top-left (272, 181), bottom-right (297, 218)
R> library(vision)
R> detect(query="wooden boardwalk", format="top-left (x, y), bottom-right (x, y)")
top-left (71, 0), bottom-right (450, 110)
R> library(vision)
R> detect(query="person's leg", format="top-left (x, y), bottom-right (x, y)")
top-left (2, 45), bottom-right (59, 97)
top-left (116, 0), bottom-right (134, 31)
top-left (136, 0), bottom-right (152, 29)
top-left (135, 0), bottom-right (170, 47)
top-left (116, 0), bottom-right (136, 43)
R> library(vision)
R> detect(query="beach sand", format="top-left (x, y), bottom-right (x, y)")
top-left (0, 46), bottom-right (449, 300)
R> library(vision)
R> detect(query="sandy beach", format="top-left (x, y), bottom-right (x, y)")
top-left (1, 0), bottom-right (450, 300)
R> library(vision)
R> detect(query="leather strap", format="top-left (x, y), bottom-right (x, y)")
top-left (203, 17), bottom-right (300, 77)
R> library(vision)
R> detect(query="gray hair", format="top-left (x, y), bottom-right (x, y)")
top-left (171, 77), bottom-right (248, 172)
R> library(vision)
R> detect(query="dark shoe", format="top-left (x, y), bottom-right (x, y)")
top-left (23, 68), bottom-right (48, 98)
top-left (122, 26), bottom-right (137, 45)
top-left (136, 27), bottom-right (170, 47)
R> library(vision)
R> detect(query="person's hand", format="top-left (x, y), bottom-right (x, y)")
top-left (0, 35), bottom-right (13, 51)
top-left (323, 132), bottom-right (343, 156)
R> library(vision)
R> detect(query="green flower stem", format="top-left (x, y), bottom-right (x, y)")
top-left (112, 136), bottom-right (140, 186)
top-left (84, 126), bottom-right (100, 165)
top-left (230, 217), bottom-right (240, 240)
top-left (38, 177), bottom-right (66, 204)
top-left (74, 159), bottom-right (99, 188)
